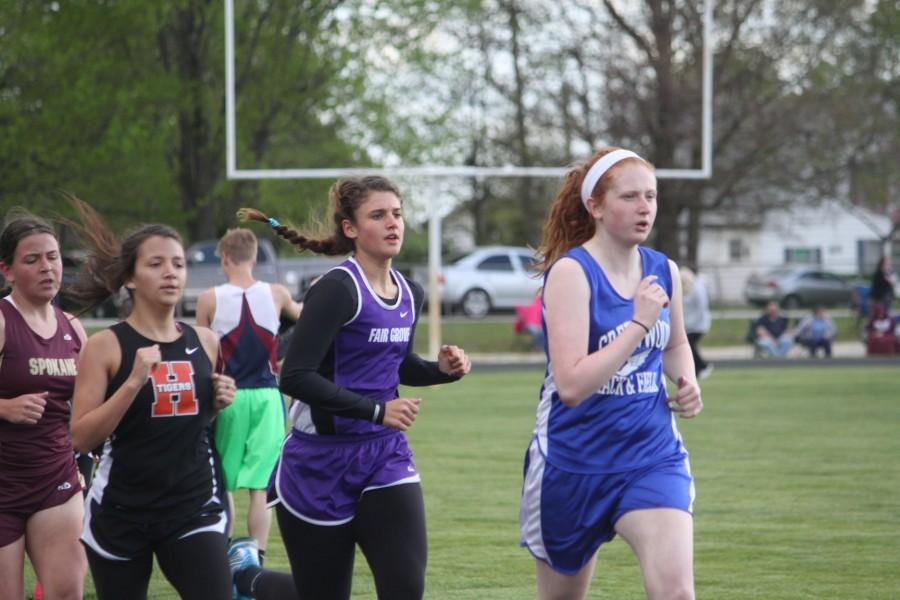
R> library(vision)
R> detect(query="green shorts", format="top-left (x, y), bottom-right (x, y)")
top-left (215, 387), bottom-right (286, 491)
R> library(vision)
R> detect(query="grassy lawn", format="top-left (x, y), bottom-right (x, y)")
top-left (413, 314), bottom-right (863, 354)
top-left (82, 312), bottom-right (862, 354)
top-left (29, 365), bottom-right (899, 598)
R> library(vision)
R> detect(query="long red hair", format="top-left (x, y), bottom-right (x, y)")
top-left (536, 147), bottom-right (652, 273)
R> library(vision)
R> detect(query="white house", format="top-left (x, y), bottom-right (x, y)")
top-left (696, 200), bottom-right (896, 304)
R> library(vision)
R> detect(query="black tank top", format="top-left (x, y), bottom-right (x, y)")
top-left (88, 321), bottom-right (220, 520)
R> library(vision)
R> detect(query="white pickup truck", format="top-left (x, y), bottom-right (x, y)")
top-left (181, 238), bottom-right (343, 315)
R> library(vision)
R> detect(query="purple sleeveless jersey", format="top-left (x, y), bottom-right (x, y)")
top-left (292, 257), bottom-right (416, 436)
top-left (276, 258), bottom-right (421, 523)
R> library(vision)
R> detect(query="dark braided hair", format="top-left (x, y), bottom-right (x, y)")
top-left (238, 175), bottom-right (403, 256)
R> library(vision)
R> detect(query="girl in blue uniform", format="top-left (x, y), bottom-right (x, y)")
top-left (520, 148), bottom-right (703, 599)
top-left (237, 175), bottom-right (471, 600)
top-left (65, 198), bottom-right (237, 600)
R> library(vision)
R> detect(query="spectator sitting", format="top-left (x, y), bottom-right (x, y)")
top-left (752, 301), bottom-right (794, 358)
top-left (794, 305), bottom-right (836, 358)
top-left (514, 292), bottom-right (544, 352)
top-left (865, 303), bottom-right (898, 356)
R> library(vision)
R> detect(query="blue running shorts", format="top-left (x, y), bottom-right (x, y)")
top-left (520, 437), bottom-right (694, 574)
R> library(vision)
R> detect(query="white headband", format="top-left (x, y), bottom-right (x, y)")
top-left (580, 149), bottom-right (643, 209)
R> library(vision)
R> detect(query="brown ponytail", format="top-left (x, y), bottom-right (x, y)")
top-left (62, 195), bottom-right (182, 316)
top-left (238, 175), bottom-right (403, 257)
top-left (236, 207), bottom-right (347, 256)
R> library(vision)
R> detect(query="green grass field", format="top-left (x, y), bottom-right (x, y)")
top-left (26, 365), bottom-right (900, 598)
top-left (84, 312), bottom-right (862, 355)
top-left (413, 315), bottom-right (863, 354)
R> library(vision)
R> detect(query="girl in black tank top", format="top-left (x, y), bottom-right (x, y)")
top-left (97, 321), bottom-right (217, 520)
top-left (66, 201), bottom-right (237, 600)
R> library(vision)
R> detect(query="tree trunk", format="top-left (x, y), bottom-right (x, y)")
top-left (160, 2), bottom-right (222, 241)
top-left (505, 0), bottom-right (538, 244)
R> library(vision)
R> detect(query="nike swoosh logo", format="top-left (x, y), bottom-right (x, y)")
top-left (400, 311), bottom-right (409, 318)
top-left (186, 347), bottom-right (200, 355)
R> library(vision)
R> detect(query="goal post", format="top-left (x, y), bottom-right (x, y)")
top-left (223, 0), bottom-right (715, 356)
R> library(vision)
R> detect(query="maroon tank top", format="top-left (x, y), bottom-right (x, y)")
top-left (0, 297), bottom-right (82, 472)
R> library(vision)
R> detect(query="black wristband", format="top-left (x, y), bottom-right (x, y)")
top-left (631, 319), bottom-right (650, 334)
top-left (372, 402), bottom-right (386, 424)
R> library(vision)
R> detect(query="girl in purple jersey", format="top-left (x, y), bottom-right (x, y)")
top-left (521, 148), bottom-right (703, 599)
top-left (64, 198), bottom-right (237, 600)
top-left (0, 211), bottom-right (88, 600)
top-left (236, 175), bottom-right (471, 600)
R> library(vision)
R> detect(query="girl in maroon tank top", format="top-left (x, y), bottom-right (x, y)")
top-left (0, 211), bottom-right (88, 600)
top-left (66, 198), bottom-right (237, 600)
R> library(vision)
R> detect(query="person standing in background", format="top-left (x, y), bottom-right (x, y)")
top-left (680, 266), bottom-right (713, 379)
top-left (869, 255), bottom-right (896, 311)
top-left (195, 228), bottom-right (302, 567)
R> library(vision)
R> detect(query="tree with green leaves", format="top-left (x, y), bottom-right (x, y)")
top-left (0, 0), bottom-right (455, 244)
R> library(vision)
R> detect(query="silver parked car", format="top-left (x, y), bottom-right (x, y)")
top-left (744, 267), bottom-right (855, 308)
top-left (430, 246), bottom-right (542, 318)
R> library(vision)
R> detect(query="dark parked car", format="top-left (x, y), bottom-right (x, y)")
top-left (744, 267), bottom-right (855, 309)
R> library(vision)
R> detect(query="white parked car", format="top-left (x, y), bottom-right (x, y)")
top-left (429, 246), bottom-right (542, 318)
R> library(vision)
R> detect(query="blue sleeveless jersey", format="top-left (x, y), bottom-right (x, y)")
top-left (533, 246), bottom-right (687, 474)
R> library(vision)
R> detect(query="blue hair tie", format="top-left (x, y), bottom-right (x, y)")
top-left (268, 217), bottom-right (281, 228)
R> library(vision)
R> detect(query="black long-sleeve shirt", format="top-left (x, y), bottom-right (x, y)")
top-left (279, 268), bottom-right (458, 427)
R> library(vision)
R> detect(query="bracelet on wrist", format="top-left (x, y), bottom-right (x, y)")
top-left (631, 319), bottom-right (650, 334)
